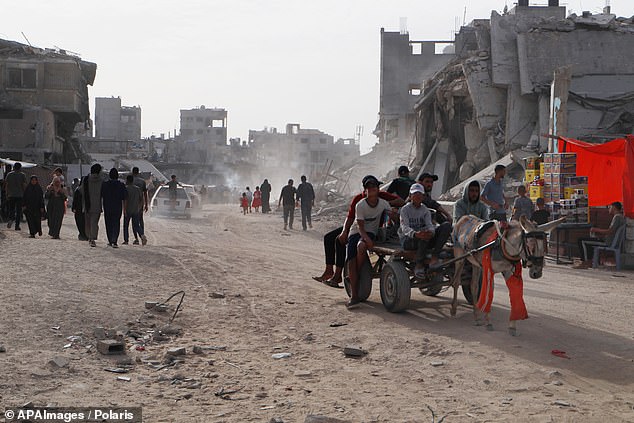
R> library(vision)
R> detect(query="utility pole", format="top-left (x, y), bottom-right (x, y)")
top-left (548, 66), bottom-right (572, 153)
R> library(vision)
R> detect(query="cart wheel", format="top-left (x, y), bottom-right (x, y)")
top-left (343, 256), bottom-right (373, 301)
top-left (380, 261), bottom-right (411, 313)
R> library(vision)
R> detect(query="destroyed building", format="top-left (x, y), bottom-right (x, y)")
top-left (249, 123), bottom-right (360, 184)
top-left (408, 1), bottom-right (634, 198)
top-left (177, 106), bottom-right (228, 164)
top-left (79, 96), bottom-right (142, 156)
top-left (0, 38), bottom-right (96, 164)
top-left (374, 28), bottom-right (455, 145)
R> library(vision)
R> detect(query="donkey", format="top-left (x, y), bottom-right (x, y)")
top-left (450, 215), bottom-right (565, 335)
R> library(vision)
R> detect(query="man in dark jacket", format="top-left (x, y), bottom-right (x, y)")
top-left (71, 183), bottom-right (88, 241)
top-left (278, 179), bottom-right (297, 230)
top-left (296, 175), bottom-right (315, 231)
top-left (387, 165), bottom-right (415, 201)
top-left (101, 168), bottom-right (127, 248)
top-left (453, 180), bottom-right (488, 224)
top-left (81, 163), bottom-right (104, 247)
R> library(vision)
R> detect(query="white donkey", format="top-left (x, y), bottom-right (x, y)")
top-left (450, 215), bottom-right (565, 335)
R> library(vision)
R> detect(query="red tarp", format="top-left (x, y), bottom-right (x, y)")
top-left (558, 135), bottom-right (634, 218)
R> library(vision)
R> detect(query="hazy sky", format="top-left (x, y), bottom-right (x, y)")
top-left (1, 1), bottom-right (630, 152)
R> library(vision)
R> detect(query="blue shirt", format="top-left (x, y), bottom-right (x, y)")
top-left (481, 178), bottom-right (505, 213)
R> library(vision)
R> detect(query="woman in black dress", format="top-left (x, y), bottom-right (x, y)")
top-left (23, 175), bottom-right (45, 238)
top-left (45, 176), bottom-right (67, 239)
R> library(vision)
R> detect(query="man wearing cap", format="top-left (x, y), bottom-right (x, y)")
top-left (399, 183), bottom-right (451, 276)
top-left (345, 175), bottom-right (395, 309)
top-left (417, 172), bottom-right (452, 225)
top-left (481, 165), bottom-right (508, 221)
top-left (387, 165), bottom-right (415, 201)
top-left (313, 179), bottom-right (404, 288)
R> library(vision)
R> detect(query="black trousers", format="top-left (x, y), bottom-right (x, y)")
top-left (324, 226), bottom-right (346, 268)
top-left (8, 197), bottom-right (23, 227)
top-left (104, 210), bottom-right (122, 245)
top-left (74, 211), bottom-right (87, 239)
top-left (300, 202), bottom-right (312, 229)
top-left (402, 222), bottom-right (452, 265)
top-left (577, 237), bottom-right (606, 261)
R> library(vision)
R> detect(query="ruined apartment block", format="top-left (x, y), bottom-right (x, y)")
top-left (178, 106), bottom-right (227, 164)
top-left (249, 124), bottom-right (359, 180)
top-left (80, 96), bottom-right (142, 155)
top-left (410, 1), bottom-right (634, 196)
top-left (0, 38), bottom-right (96, 164)
top-left (375, 28), bottom-right (455, 145)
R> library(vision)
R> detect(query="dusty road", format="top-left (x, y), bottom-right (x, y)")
top-left (1, 204), bottom-right (633, 422)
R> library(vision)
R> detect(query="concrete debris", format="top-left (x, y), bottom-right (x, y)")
top-left (343, 346), bottom-right (367, 357)
top-left (271, 352), bottom-right (292, 359)
top-left (97, 339), bottom-right (125, 355)
top-left (166, 347), bottom-right (186, 356)
top-left (209, 292), bottom-right (226, 299)
top-left (0, 345), bottom-right (6, 353)
top-left (48, 356), bottom-right (70, 369)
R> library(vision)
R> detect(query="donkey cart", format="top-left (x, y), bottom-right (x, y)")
top-left (343, 239), bottom-right (497, 313)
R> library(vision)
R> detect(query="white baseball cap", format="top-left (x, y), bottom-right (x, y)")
top-left (409, 183), bottom-right (425, 195)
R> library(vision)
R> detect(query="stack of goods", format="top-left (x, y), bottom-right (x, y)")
top-left (524, 157), bottom-right (544, 201)
top-left (542, 153), bottom-right (589, 223)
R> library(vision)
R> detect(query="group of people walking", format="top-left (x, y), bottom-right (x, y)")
top-left (2, 163), bottom-right (67, 239)
top-left (240, 180), bottom-right (272, 215)
top-left (2, 162), bottom-right (149, 248)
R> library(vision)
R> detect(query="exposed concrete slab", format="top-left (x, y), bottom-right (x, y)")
top-left (518, 30), bottom-right (634, 94)
top-left (462, 59), bottom-right (507, 130)
top-left (505, 83), bottom-right (538, 148)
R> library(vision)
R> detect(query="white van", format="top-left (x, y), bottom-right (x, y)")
top-left (150, 185), bottom-right (192, 219)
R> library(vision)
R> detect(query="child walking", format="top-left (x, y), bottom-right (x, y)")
top-left (240, 192), bottom-right (249, 215)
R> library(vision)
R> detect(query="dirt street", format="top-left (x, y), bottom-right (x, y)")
top-left (1, 204), bottom-right (633, 422)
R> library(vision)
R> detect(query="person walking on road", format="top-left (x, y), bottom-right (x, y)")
top-left (278, 179), bottom-right (297, 230)
top-left (45, 176), bottom-right (67, 239)
top-left (124, 174), bottom-right (146, 246)
top-left (260, 179), bottom-right (271, 213)
top-left (101, 168), bottom-right (127, 248)
top-left (71, 182), bottom-right (88, 241)
top-left (4, 162), bottom-right (27, 230)
top-left (252, 186), bottom-right (262, 212)
top-left (296, 175), bottom-right (315, 230)
top-left (132, 167), bottom-right (149, 238)
top-left (22, 175), bottom-right (45, 238)
top-left (246, 187), bottom-right (253, 213)
top-left (81, 163), bottom-right (104, 247)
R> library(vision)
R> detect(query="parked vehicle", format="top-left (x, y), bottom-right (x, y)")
top-left (181, 184), bottom-right (201, 209)
top-left (150, 185), bottom-right (192, 219)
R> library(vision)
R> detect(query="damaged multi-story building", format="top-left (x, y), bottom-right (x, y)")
top-left (0, 38), bottom-right (96, 164)
top-left (177, 106), bottom-right (228, 164)
top-left (249, 123), bottom-right (360, 184)
top-left (379, 1), bottom-right (634, 198)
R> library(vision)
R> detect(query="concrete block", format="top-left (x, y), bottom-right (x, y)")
top-left (145, 301), bottom-right (158, 309)
top-left (49, 356), bottom-right (70, 368)
top-left (97, 339), bottom-right (125, 355)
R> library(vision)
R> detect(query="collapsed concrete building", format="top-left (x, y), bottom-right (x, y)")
top-left (387, 2), bottom-right (634, 198)
top-left (249, 123), bottom-right (360, 187)
top-left (0, 38), bottom-right (96, 164)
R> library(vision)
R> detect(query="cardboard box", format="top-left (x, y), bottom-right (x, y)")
top-left (529, 185), bottom-right (544, 199)
top-left (540, 162), bottom-right (545, 177)
top-left (525, 169), bottom-right (540, 182)
top-left (544, 173), bottom-right (576, 186)
top-left (551, 162), bottom-right (577, 173)
top-left (525, 157), bottom-right (541, 170)
top-left (550, 153), bottom-right (577, 164)
top-left (564, 176), bottom-right (588, 186)
top-left (564, 185), bottom-right (588, 199)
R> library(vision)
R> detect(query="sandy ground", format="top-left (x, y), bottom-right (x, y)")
top-left (1, 204), bottom-right (633, 422)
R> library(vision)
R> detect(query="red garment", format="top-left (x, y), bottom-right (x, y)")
top-left (477, 233), bottom-right (528, 321)
top-left (346, 191), bottom-right (400, 219)
top-left (240, 197), bottom-right (248, 208)
top-left (252, 190), bottom-right (262, 208)
top-left (559, 136), bottom-right (634, 218)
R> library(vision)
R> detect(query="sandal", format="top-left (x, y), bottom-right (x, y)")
top-left (312, 276), bottom-right (325, 282)
top-left (322, 278), bottom-right (343, 289)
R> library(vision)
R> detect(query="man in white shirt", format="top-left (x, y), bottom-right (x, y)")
top-left (345, 175), bottom-right (394, 309)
